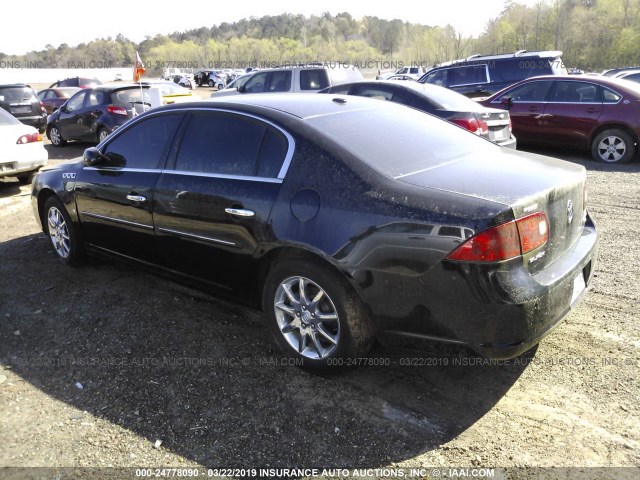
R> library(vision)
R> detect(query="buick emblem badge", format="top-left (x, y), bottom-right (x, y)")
top-left (567, 200), bottom-right (574, 224)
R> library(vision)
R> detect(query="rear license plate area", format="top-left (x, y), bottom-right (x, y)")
top-left (11, 105), bottom-right (31, 114)
top-left (571, 270), bottom-right (586, 305)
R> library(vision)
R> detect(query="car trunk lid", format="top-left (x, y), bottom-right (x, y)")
top-left (396, 148), bottom-right (587, 271)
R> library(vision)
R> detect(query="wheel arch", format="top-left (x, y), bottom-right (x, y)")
top-left (256, 246), bottom-right (361, 311)
top-left (37, 188), bottom-right (58, 231)
top-left (590, 123), bottom-right (639, 149)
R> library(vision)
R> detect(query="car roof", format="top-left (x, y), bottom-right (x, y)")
top-left (152, 93), bottom-right (398, 121)
top-left (434, 50), bottom-right (563, 68)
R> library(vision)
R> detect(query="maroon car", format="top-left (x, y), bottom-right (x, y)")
top-left (480, 75), bottom-right (640, 163)
top-left (37, 87), bottom-right (81, 114)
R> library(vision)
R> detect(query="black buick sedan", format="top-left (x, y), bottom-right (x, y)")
top-left (32, 94), bottom-right (598, 368)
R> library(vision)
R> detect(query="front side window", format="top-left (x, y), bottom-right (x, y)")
top-left (244, 72), bottom-right (269, 93)
top-left (65, 91), bottom-right (87, 112)
top-left (502, 81), bottom-right (554, 102)
top-left (102, 114), bottom-right (181, 169)
top-left (422, 69), bottom-right (448, 87)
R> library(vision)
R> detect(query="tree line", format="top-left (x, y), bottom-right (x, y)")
top-left (2, 1), bottom-right (639, 75)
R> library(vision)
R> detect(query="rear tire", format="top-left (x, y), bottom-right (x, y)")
top-left (591, 129), bottom-right (635, 164)
top-left (43, 196), bottom-right (84, 265)
top-left (48, 126), bottom-right (66, 147)
top-left (262, 260), bottom-right (375, 369)
top-left (97, 128), bottom-right (109, 143)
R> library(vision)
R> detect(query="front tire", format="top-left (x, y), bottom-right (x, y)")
top-left (48, 126), bottom-right (66, 147)
top-left (43, 197), bottom-right (84, 265)
top-left (591, 129), bottom-right (636, 164)
top-left (262, 260), bottom-right (374, 369)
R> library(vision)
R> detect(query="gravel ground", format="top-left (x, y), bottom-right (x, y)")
top-left (0, 90), bottom-right (639, 479)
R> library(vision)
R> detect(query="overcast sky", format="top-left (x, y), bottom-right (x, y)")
top-left (1, 0), bottom-right (543, 55)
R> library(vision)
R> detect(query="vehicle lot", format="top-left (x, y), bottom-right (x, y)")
top-left (0, 109), bottom-right (638, 475)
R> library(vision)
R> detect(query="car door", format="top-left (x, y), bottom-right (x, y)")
top-left (73, 112), bottom-right (184, 261)
top-left (56, 90), bottom-right (89, 139)
top-left (489, 80), bottom-right (554, 143)
top-left (76, 89), bottom-right (107, 140)
top-left (449, 64), bottom-right (490, 97)
top-left (541, 80), bottom-right (603, 148)
top-left (153, 109), bottom-right (292, 293)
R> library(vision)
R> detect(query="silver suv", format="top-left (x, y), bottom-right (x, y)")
top-left (212, 64), bottom-right (363, 97)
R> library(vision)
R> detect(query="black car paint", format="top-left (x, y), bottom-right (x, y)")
top-left (32, 95), bottom-right (598, 358)
top-left (0, 84), bottom-right (47, 130)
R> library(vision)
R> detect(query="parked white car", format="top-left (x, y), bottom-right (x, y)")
top-left (0, 107), bottom-right (48, 184)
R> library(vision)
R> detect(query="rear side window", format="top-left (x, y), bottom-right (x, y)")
top-left (175, 112), bottom-right (267, 176)
top-left (602, 88), bottom-right (621, 103)
top-left (103, 114), bottom-right (181, 169)
top-left (550, 81), bottom-right (598, 103)
top-left (257, 130), bottom-right (288, 177)
top-left (267, 71), bottom-right (292, 92)
top-left (300, 70), bottom-right (330, 90)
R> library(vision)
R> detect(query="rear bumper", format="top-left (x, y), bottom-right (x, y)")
top-left (0, 144), bottom-right (48, 178)
top-left (16, 114), bottom-right (47, 129)
top-left (368, 213), bottom-right (598, 358)
top-left (497, 134), bottom-right (517, 149)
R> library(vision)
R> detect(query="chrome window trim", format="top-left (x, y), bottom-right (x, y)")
top-left (100, 106), bottom-right (296, 180)
top-left (492, 80), bottom-right (623, 106)
top-left (162, 170), bottom-right (283, 183)
top-left (84, 167), bottom-right (163, 173)
top-left (79, 211), bottom-right (154, 230)
top-left (157, 227), bottom-right (237, 247)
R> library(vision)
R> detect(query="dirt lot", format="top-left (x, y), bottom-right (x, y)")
top-left (0, 92), bottom-right (639, 479)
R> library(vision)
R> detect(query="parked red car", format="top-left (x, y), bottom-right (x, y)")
top-left (37, 87), bottom-right (81, 114)
top-left (479, 75), bottom-right (640, 163)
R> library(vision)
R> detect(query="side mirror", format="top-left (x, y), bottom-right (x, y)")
top-left (83, 147), bottom-right (107, 166)
top-left (500, 96), bottom-right (514, 109)
top-left (237, 84), bottom-right (246, 93)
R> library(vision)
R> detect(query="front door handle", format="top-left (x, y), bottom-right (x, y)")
top-left (126, 194), bottom-right (146, 202)
top-left (225, 207), bottom-right (255, 217)
top-left (529, 106), bottom-right (541, 112)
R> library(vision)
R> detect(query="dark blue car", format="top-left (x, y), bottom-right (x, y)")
top-left (46, 85), bottom-right (150, 146)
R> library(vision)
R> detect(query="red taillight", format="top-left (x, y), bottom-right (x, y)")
top-left (40, 101), bottom-right (46, 113)
top-left (107, 105), bottom-right (128, 116)
top-left (16, 132), bottom-right (42, 144)
top-left (447, 212), bottom-right (549, 262)
top-left (508, 117), bottom-right (513, 133)
top-left (450, 117), bottom-right (488, 136)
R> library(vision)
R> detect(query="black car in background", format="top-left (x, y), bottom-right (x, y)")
top-left (0, 84), bottom-right (47, 132)
top-left (49, 77), bottom-right (102, 89)
top-left (32, 94), bottom-right (597, 368)
top-left (419, 50), bottom-right (567, 97)
top-left (46, 85), bottom-right (150, 146)
top-left (319, 80), bottom-right (516, 147)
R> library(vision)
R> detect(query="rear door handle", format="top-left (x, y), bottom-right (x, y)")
top-left (225, 208), bottom-right (255, 217)
top-left (529, 106), bottom-right (541, 112)
top-left (586, 108), bottom-right (600, 114)
top-left (126, 194), bottom-right (146, 202)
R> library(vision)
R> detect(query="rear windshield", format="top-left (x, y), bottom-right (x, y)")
top-left (112, 88), bottom-right (151, 107)
top-left (306, 102), bottom-right (495, 178)
top-left (415, 83), bottom-right (484, 110)
top-left (0, 87), bottom-right (37, 103)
